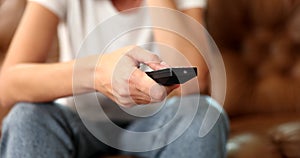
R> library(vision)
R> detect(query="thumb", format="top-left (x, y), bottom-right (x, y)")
top-left (127, 46), bottom-right (169, 70)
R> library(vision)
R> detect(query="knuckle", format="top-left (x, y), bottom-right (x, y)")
top-left (151, 90), bottom-right (166, 101)
top-left (118, 99), bottom-right (133, 108)
top-left (149, 54), bottom-right (160, 62)
top-left (116, 88), bottom-right (129, 97)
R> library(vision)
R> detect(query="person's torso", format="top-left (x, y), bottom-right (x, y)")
top-left (57, 0), bottom-right (159, 122)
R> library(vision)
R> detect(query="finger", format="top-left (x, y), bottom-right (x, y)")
top-left (129, 83), bottom-right (152, 102)
top-left (164, 84), bottom-right (180, 95)
top-left (148, 85), bottom-right (180, 103)
top-left (131, 98), bottom-right (151, 105)
top-left (127, 46), bottom-right (162, 64)
top-left (147, 61), bottom-right (170, 71)
top-left (127, 46), bottom-right (169, 70)
top-left (113, 94), bottom-right (135, 108)
top-left (127, 46), bottom-right (171, 71)
top-left (113, 86), bottom-right (154, 107)
top-left (130, 68), bottom-right (167, 101)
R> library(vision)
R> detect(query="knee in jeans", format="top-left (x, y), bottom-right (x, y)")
top-left (2, 102), bottom-right (45, 130)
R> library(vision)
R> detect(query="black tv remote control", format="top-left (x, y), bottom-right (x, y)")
top-left (146, 67), bottom-right (197, 86)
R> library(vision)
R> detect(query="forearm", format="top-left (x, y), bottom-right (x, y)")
top-left (0, 62), bottom-right (72, 107)
top-left (147, 0), bottom-right (209, 94)
top-left (0, 57), bottom-right (98, 107)
top-left (157, 32), bottom-right (209, 94)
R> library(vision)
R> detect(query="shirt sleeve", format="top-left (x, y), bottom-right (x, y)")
top-left (174, 0), bottom-right (207, 10)
top-left (28, 0), bottom-right (67, 20)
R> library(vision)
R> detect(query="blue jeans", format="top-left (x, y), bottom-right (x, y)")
top-left (0, 95), bottom-right (229, 158)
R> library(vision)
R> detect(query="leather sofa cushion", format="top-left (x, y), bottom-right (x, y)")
top-left (228, 113), bottom-right (300, 158)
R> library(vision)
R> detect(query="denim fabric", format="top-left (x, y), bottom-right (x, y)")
top-left (0, 95), bottom-right (229, 158)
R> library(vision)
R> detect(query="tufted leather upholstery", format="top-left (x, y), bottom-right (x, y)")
top-left (206, 0), bottom-right (300, 157)
top-left (1, 0), bottom-right (300, 157)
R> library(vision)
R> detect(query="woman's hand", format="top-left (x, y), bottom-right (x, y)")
top-left (95, 46), bottom-right (179, 107)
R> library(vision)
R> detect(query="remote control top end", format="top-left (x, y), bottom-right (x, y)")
top-left (146, 67), bottom-right (197, 86)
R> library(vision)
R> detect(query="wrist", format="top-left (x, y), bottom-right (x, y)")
top-left (72, 56), bottom-right (100, 94)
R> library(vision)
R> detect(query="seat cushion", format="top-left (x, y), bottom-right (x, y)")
top-left (228, 113), bottom-right (300, 158)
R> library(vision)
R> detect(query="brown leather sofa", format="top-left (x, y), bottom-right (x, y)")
top-left (1, 0), bottom-right (299, 158)
top-left (206, 0), bottom-right (300, 157)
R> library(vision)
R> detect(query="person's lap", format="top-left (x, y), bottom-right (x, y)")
top-left (0, 95), bottom-right (229, 158)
